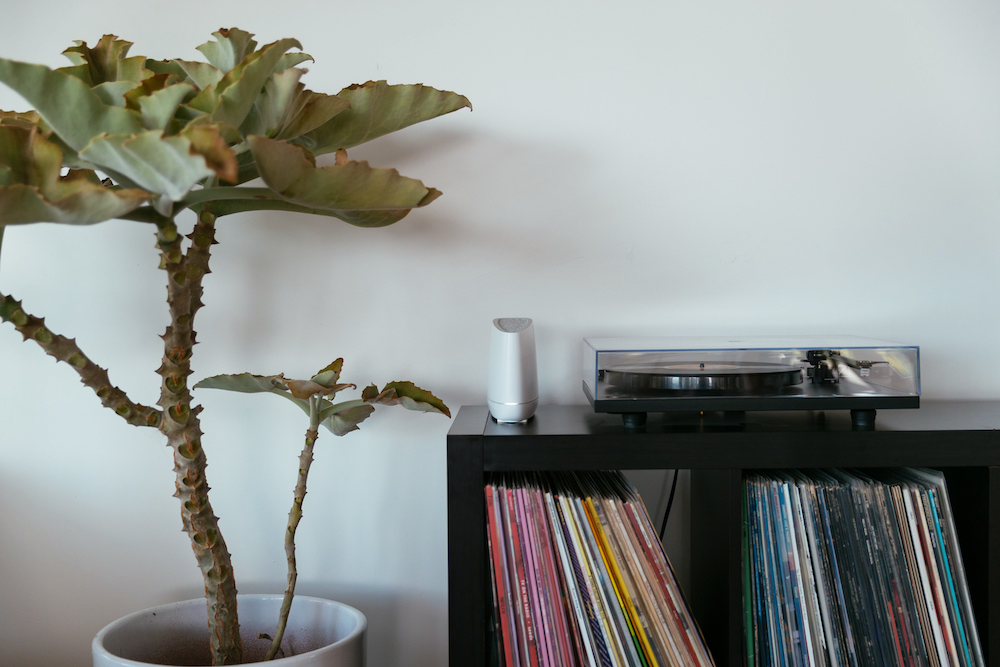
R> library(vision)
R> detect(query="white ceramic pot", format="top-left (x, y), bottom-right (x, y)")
top-left (93, 594), bottom-right (366, 666)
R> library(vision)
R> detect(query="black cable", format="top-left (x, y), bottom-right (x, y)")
top-left (658, 469), bottom-right (679, 541)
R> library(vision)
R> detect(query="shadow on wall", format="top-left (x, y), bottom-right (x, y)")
top-left (214, 124), bottom-right (605, 269)
top-left (201, 125), bottom-right (612, 380)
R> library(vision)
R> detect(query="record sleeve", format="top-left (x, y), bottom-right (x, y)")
top-left (624, 500), bottom-right (710, 667)
top-left (486, 508), bottom-right (505, 667)
top-left (925, 488), bottom-right (972, 666)
top-left (557, 494), bottom-right (614, 667)
top-left (904, 469), bottom-right (984, 667)
top-left (746, 479), bottom-right (770, 666)
top-left (830, 474), bottom-right (875, 664)
top-left (598, 496), bottom-right (665, 667)
top-left (869, 477), bottom-right (928, 666)
top-left (497, 481), bottom-right (527, 667)
top-left (747, 476), bottom-right (779, 666)
top-left (569, 495), bottom-right (632, 666)
top-left (484, 472), bottom-right (718, 667)
top-left (606, 497), bottom-right (675, 667)
top-left (902, 487), bottom-right (950, 666)
top-left (486, 485), bottom-right (516, 667)
top-left (760, 479), bottom-right (793, 666)
top-left (607, 495), bottom-right (680, 665)
top-left (514, 486), bottom-right (553, 667)
top-left (887, 483), bottom-right (940, 667)
top-left (841, 472), bottom-right (899, 666)
top-left (530, 486), bottom-right (577, 667)
top-left (578, 475), bottom-right (649, 667)
top-left (791, 471), bottom-right (843, 667)
top-left (777, 476), bottom-right (815, 666)
top-left (584, 498), bottom-right (647, 667)
top-left (504, 484), bottom-right (541, 667)
top-left (912, 487), bottom-right (960, 666)
top-left (740, 467), bottom-right (984, 667)
top-left (810, 477), bottom-right (857, 667)
top-left (546, 491), bottom-right (599, 667)
top-left (786, 475), bottom-right (828, 667)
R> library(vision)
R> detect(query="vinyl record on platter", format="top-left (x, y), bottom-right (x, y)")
top-left (602, 361), bottom-right (803, 394)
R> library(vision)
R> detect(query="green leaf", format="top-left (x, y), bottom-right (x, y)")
top-left (79, 129), bottom-right (235, 201)
top-left (189, 38), bottom-right (303, 129)
top-left (195, 371), bottom-right (364, 428)
top-left (240, 68), bottom-right (349, 142)
top-left (194, 372), bottom-right (286, 393)
top-left (144, 59), bottom-right (188, 83)
top-left (321, 401), bottom-right (375, 436)
top-left (0, 58), bottom-right (144, 151)
top-left (174, 59), bottom-right (224, 90)
top-left (61, 35), bottom-right (149, 84)
top-left (182, 124), bottom-right (239, 183)
top-left (275, 91), bottom-right (349, 141)
top-left (248, 135), bottom-right (440, 221)
top-left (194, 371), bottom-right (312, 416)
top-left (92, 80), bottom-right (138, 108)
top-left (319, 208), bottom-right (415, 228)
top-left (54, 64), bottom-right (94, 87)
top-left (275, 52), bottom-right (313, 72)
top-left (237, 67), bottom-right (301, 138)
top-left (304, 81), bottom-right (471, 155)
top-left (310, 358), bottom-right (343, 387)
top-left (184, 187), bottom-right (418, 227)
top-left (123, 73), bottom-right (170, 108)
top-left (136, 82), bottom-right (197, 131)
top-left (364, 380), bottom-right (450, 417)
top-left (318, 398), bottom-right (364, 422)
top-left (188, 196), bottom-right (396, 225)
top-left (285, 379), bottom-right (355, 400)
top-left (195, 28), bottom-right (258, 73)
top-left (0, 125), bottom-right (151, 225)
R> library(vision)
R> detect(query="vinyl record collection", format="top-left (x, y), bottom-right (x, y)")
top-left (485, 471), bottom-right (715, 667)
top-left (743, 468), bottom-right (983, 667)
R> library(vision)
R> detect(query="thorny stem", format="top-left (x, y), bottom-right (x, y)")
top-left (0, 294), bottom-right (163, 428)
top-left (155, 211), bottom-right (243, 665)
top-left (0, 217), bottom-right (161, 427)
top-left (265, 395), bottom-right (322, 661)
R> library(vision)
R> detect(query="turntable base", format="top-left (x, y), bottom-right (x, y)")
top-left (583, 336), bottom-right (921, 431)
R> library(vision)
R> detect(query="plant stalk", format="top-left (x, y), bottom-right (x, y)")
top-left (155, 211), bottom-right (243, 665)
top-left (0, 293), bottom-right (163, 428)
top-left (266, 396), bottom-right (322, 660)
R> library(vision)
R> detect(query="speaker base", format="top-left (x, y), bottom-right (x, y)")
top-left (488, 398), bottom-right (538, 423)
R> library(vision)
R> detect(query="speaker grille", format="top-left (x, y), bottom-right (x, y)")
top-left (496, 317), bottom-right (531, 333)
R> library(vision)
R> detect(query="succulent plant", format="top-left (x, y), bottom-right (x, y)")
top-left (195, 365), bottom-right (450, 659)
top-left (0, 28), bottom-right (468, 664)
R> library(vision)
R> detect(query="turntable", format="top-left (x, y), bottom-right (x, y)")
top-left (583, 336), bottom-right (920, 429)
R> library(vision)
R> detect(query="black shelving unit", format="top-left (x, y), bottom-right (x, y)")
top-left (447, 401), bottom-right (1000, 666)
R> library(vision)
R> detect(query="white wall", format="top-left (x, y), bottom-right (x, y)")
top-left (2, 1), bottom-right (999, 665)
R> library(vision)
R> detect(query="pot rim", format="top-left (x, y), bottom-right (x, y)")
top-left (93, 594), bottom-right (367, 666)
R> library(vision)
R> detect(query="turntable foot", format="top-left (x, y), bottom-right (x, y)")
top-left (851, 409), bottom-right (876, 431)
top-left (620, 412), bottom-right (647, 428)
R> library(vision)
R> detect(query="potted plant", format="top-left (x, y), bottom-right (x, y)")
top-left (0, 28), bottom-right (469, 665)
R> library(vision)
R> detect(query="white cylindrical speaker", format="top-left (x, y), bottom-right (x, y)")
top-left (487, 318), bottom-right (538, 423)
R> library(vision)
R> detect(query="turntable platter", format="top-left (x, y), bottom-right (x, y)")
top-left (603, 361), bottom-right (803, 394)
